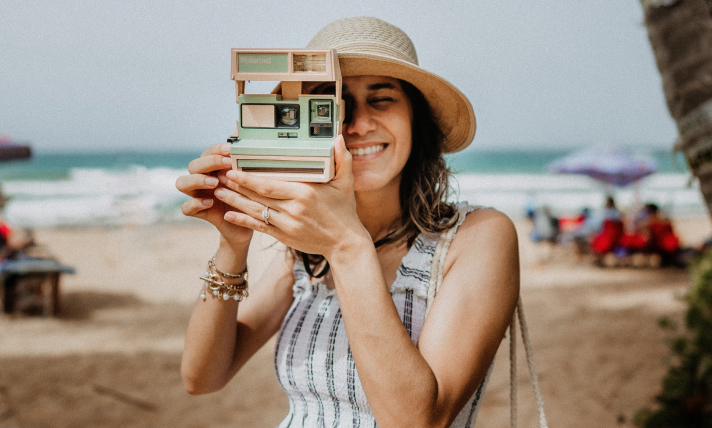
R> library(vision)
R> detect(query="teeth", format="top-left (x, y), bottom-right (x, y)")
top-left (349, 144), bottom-right (384, 156)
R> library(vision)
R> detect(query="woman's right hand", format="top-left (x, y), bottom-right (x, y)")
top-left (175, 143), bottom-right (253, 247)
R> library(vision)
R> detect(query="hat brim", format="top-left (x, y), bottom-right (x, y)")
top-left (274, 53), bottom-right (475, 153)
top-left (337, 53), bottom-right (475, 153)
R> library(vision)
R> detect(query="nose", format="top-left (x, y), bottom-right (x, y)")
top-left (344, 103), bottom-right (377, 137)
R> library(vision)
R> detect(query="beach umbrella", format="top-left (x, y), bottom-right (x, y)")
top-left (0, 137), bottom-right (32, 162)
top-left (546, 147), bottom-right (657, 187)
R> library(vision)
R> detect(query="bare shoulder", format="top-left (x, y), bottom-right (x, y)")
top-left (443, 208), bottom-right (520, 288)
top-left (451, 208), bottom-right (518, 252)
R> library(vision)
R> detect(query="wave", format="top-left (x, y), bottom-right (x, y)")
top-left (3, 166), bottom-right (190, 228)
top-left (1, 166), bottom-right (705, 228)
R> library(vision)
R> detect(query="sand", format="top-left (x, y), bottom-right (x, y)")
top-left (0, 216), bottom-right (709, 427)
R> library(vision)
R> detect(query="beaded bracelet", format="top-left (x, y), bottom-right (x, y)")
top-left (199, 256), bottom-right (249, 301)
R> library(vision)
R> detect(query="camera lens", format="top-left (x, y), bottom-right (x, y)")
top-left (279, 106), bottom-right (298, 126)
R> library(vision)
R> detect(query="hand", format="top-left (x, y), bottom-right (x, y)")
top-left (175, 143), bottom-right (254, 247)
top-left (214, 136), bottom-right (370, 259)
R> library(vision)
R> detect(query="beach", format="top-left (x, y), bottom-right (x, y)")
top-left (0, 216), bottom-right (710, 427)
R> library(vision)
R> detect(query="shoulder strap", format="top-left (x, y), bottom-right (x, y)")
top-left (425, 205), bottom-right (468, 314)
top-left (426, 206), bottom-right (549, 428)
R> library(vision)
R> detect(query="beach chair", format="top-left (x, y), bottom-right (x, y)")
top-left (0, 257), bottom-right (75, 316)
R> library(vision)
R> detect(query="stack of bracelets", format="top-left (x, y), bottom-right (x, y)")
top-left (199, 256), bottom-right (249, 301)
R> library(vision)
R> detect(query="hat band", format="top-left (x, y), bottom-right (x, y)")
top-left (326, 42), bottom-right (418, 65)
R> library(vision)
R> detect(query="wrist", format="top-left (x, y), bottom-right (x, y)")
top-left (215, 236), bottom-right (250, 273)
top-left (325, 229), bottom-right (374, 266)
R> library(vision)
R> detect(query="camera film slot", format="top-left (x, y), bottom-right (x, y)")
top-left (231, 155), bottom-right (334, 182)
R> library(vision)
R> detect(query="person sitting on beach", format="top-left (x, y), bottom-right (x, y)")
top-left (637, 203), bottom-right (680, 266)
top-left (602, 195), bottom-right (622, 222)
top-left (529, 205), bottom-right (559, 244)
top-left (590, 196), bottom-right (624, 256)
top-left (560, 207), bottom-right (597, 262)
top-left (0, 188), bottom-right (34, 260)
top-left (176, 17), bottom-right (520, 427)
top-left (0, 219), bottom-right (35, 260)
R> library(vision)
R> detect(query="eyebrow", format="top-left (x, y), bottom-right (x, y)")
top-left (342, 82), bottom-right (398, 92)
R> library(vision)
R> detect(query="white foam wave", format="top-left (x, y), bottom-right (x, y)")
top-left (3, 166), bottom-right (190, 228)
top-left (0, 168), bottom-right (705, 228)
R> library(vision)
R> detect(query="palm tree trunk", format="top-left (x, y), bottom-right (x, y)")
top-left (641, 0), bottom-right (712, 217)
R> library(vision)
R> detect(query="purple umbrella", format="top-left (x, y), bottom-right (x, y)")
top-left (547, 147), bottom-right (657, 187)
top-left (0, 136), bottom-right (32, 162)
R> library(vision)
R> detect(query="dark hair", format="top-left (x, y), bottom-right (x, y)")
top-left (645, 203), bottom-right (659, 214)
top-left (389, 79), bottom-right (457, 247)
top-left (295, 79), bottom-right (458, 273)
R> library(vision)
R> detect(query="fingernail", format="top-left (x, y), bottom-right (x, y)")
top-left (202, 198), bottom-right (213, 206)
top-left (214, 188), bottom-right (225, 198)
top-left (226, 170), bottom-right (237, 181)
top-left (224, 212), bottom-right (236, 222)
top-left (205, 176), bottom-right (218, 187)
top-left (221, 143), bottom-right (231, 155)
top-left (222, 157), bottom-right (233, 167)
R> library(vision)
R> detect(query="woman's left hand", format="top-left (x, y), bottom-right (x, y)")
top-left (215, 135), bottom-right (370, 259)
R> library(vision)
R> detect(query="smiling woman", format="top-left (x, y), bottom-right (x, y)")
top-left (175, 16), bottom-right (519, 428)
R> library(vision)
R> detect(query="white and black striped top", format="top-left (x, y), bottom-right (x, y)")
top-left (274, 205), bottom-right (490, 428)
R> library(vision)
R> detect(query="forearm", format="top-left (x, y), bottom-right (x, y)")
top-left (328, 242), bottom-right (445, 427)
top-left (181, 239), bottom-right (249, 394)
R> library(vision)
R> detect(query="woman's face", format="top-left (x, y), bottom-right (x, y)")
top-left (341, 76), bottom-right (413, 193)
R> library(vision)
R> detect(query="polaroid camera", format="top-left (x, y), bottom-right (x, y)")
top-left (227, 49), bottom-right (344, 182)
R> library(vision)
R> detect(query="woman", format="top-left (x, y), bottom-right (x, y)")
top-left (176, 17), bottom-right (519, 427)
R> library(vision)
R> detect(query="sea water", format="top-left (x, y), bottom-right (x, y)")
top-left (0, 149), bottom-right (703, 228)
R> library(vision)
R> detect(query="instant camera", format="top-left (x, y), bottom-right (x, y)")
top-left (227, 49), bottom-right (344, 182)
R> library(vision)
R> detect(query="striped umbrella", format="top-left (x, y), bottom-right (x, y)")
top-left (547, 147), bottom-right (657, 187)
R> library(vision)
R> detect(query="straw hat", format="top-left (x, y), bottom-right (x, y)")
top-left (294, 16), bottom-right (476, 153)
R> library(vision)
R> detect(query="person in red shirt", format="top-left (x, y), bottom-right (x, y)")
top-left (644, 203), bottom-right (680, 255)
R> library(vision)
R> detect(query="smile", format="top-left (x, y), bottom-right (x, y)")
top-left (348, 144), bottom-right (386, 157)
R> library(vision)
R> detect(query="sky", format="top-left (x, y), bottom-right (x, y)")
top-left (0, 0), bottom-right (679, 154)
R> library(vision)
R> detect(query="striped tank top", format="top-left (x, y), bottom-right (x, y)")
top-left (274, 205), bottom-right (490, 427)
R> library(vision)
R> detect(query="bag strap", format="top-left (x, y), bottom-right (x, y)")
top-left (426, 206), bottom-right (549, 428)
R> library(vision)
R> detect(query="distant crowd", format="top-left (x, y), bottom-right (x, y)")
top-left (527, 196), bottom-right (687, 268)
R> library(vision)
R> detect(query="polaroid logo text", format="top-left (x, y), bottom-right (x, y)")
top-left (240, 57), bottom-right (272, 64)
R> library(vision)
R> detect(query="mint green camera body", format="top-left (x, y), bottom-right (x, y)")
top-left (228, 49), bottom-right (343, 182)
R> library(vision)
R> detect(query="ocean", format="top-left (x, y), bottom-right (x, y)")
top-left (0, 149), bottom-right (703, 228)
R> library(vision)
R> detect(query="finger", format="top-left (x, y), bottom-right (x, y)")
top-left (226, 169), bottom-right (299, 200)
top-left (176, 174), bottom-right (219, 196)
top-left (214, 187), bottom-right (281, 225)
top-left (333, 135), bottom-right (353, 183)
top-left (225, 178), bottom-right (288, 212)
top-left (201, 143), bottom-right (231, 157)
top-left (188, 154), bottom-right (233, 175)
top-left (223, 211), bottom-right (285, 239)
top-left (181, 197), bottom-right (214, 217)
